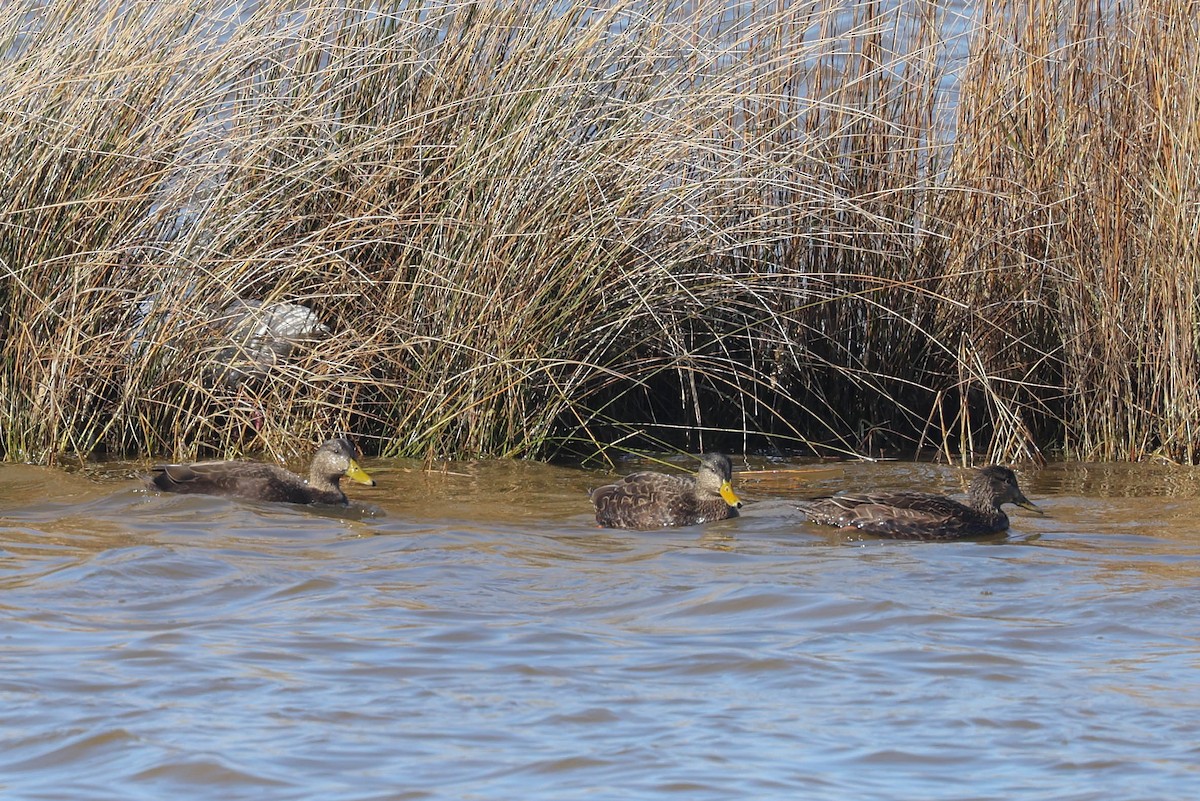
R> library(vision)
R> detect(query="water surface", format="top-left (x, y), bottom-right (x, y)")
top-left (2, 458), bottom-right (1198, 800)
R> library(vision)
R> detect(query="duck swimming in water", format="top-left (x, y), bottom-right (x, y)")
top-left (590, 453), bottom-right (742, 530)
top-left (147, 437), bottom-right (375, 505)
top-left (796, 465), bottom-right (1038, 541)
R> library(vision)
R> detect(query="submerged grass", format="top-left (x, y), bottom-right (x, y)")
top-left (1, 0), bottom-right (1197, 465)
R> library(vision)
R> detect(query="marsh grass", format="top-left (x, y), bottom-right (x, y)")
top-left (1, 0), bottom-right (1197, 465)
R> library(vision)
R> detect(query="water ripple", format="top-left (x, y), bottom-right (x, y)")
top-left (1, 460), bottom-right (1199, 799)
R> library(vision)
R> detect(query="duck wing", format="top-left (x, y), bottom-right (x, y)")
top-left (149, 461), bottom-right (309, 503)
top-left (801, 491), bottom-right (981, 540)
top-left (591, 471), bottom-right (695, 530)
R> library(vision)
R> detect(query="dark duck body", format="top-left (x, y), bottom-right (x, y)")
top-left (797, 465), bottom-right (1038, 541)
top-left (147, 437), bottom-right (375, 506)
top-left (591, 453), bottom-right (742, 530)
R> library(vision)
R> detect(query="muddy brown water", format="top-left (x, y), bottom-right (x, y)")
top-left (2, 457), bottom-right (1198, 800)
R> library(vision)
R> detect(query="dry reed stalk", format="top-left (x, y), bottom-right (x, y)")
top-left (1, 0), bottom-right (1197, 465)
top-left (941, 0), bottom-right (1200, 462)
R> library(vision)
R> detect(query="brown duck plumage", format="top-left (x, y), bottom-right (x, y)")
top-left (147, 437), bottom-right (375, 506)
top-left (591, 453), bottom-right (742, 530)
top-left (797, 465), bottom-right (1038, 541)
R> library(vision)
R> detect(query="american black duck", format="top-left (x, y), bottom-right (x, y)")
top-left (147, 437), bottom-right (375, 505)
top-left (796, 464), bottom-right (1038, 541)
top-left (591, 453), bottom-right (742, 530)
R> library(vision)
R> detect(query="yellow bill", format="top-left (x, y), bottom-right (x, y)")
top-left (719, 480), bottom-right (741, 508)
top-left (344, 460), bottom-right (376, 486)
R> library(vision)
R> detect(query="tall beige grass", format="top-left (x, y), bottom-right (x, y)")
top-left (1, 0), bottom-right (1196, 465)
top-left (940, 0), bottom-right (1200, 462)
